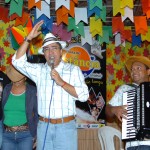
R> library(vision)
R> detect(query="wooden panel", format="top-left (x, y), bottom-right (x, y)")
top-left (78, 128), bottom-right (101, 150)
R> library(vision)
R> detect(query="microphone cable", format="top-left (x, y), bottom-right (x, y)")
top-left (42, 79), bottom-right (55, 150)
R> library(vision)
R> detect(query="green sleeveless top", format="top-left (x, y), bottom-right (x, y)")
top-left (4, 92), bottom-right (27, 126)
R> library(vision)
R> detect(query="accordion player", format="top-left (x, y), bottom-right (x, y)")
top-left (122, 82), bottom-right (150, 141)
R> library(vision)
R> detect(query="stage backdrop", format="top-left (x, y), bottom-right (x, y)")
top-left (61, 36), bottom-right (106, 128)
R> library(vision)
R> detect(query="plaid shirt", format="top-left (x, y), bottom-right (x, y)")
top-left (12, 53), bottom-right (89, 119)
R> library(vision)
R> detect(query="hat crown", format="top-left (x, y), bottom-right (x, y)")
top-left (44, 33), bottom-right (56, 40)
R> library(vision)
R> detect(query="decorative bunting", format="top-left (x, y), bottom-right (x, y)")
top-left (97, 30), bottom-right (110, 44)
top-left (0, 7), bottom-right (9, 23)
top-left (67, 17), bottom-right (85, 37)
top-left (134, 16), bottom-right (148, 36)
top-left (89, 0), bottom-right (102, 10)
top-left (113, 0), bottom-right (124, 16)
top-left (132, 34), bottom-right (141, 47)
top-left (56, 7), bottom-right (69, 25)
top-left (122, 7), bottom-right (134, 22)
top-left (121, 28), bottom-right (132, 42)
top-left (69, 0), bottom-right (75, 17)
top-left (87, 0), bottom-right (101, 17)
top-left (75, 8), bottom-right (88, 25)
top-left (115, 33), bottom-right (122, 47)
top-left (141, 0), bottom-right (150, 14)
top-left (146, 9), bottom-right (150, 19)
top-left (90, 17), bottom-right (103, 37)
top-left (103, 26), bottom-right (113, 38)
top-left (52, 23), bottom-right (72, 43)
top-left (15, 11), bottom-right (30, 26)
top-left (112, 17), bottom-right (124, 34)
top-left (36, 1), bottom-right (50, 19)
top-left (9, 0), bottom-right (23, 17)
top-left (81, 26), bottom-right (93, 46)
top-left (28, 0), bottom-right (41, 10)
top-left (99, 6), bottom-right (106, 22)
top-left (34, 12), bottom-right (53, 34)
top-left (55, 0), bottom-right (70, 10)
top-left (120, 0), bottom-right (133, 9)
top-left (141, 27), bottom-right (150, 42)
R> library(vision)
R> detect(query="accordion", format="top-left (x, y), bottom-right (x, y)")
top-left (122, 82), bottom-right (150, 140)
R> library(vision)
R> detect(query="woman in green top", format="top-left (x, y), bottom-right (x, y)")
top-left (2, 65), bottom-right (38, 150)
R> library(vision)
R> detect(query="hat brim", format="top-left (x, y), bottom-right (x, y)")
top-left (6, 65), bottom-right (25, 82)
top-left (125, 56), bottom-right (150, 72)
top-left (38, 41), bottom-right (66, 55)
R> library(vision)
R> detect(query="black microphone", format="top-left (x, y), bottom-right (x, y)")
top-left (50, 56), bottom-right (54, 70)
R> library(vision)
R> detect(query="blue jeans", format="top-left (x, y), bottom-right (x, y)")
top-left (0, 121), bottom-right (2, 149)
top-left (2, 130), bottom-right (33, 150)
top-left (127, 145), bottom-right (150, 150)
top-left (37, 120), bottom-right (77, 150)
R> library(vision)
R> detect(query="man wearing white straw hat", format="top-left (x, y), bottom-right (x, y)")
top-left (12, 20), bottom-right (89, 150)
top-left (105, 55), bottom-right (150, 150)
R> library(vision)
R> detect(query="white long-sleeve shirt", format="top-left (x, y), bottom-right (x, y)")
top-left (12, 53), bottom-right (89, 119)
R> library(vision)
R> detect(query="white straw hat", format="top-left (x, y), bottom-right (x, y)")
top-left (38, 33), bottom-right (66, 55)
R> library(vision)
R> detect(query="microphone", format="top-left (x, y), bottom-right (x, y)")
top-left (50, 56), bottom-right (54, 70)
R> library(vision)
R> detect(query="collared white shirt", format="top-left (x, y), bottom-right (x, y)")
top-left (108, 83), bottom-right (150, 149)
top-left (12, 53), bottom-right (89, 119)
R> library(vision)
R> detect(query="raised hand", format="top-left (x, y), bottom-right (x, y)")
top-left (27, 20), bottom-right (44, 40)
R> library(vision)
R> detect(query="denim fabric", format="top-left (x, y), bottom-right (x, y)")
top-left (127, 145), bottom-right (150, 150)
top-left (2, 130), bottom-right (33, 150)
top-left (0, 121), bottom-right (2, 149)
top-left (37, 120), bottom-right (77, 150)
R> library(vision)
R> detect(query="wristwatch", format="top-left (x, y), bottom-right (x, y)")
top-left (24, 37), bottom-right (31, 43)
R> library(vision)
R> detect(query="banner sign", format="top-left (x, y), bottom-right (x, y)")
top-left (63, 36), bottom-right (106, 126)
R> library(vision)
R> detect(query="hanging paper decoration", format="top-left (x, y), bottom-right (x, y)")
top-left (28, 0), bottom-right (41, 10)
top-left (141, 27), bottom-right (150, 42)
top-left (90, 17), bottom-right (103, 37)
top-left (121, 7), bottom-right (134, 22)
top-left (115, 33), bottom-right (122, 47)
top-left (98, 6), bottom-right (106, 22)
top-left (36, 1), bottom-right (50, 19)
top-left (97, 30), bottom-right (110, 44)
top-left (81, 26), bottom-right (93, 46)
top-left (113, 0), bottom-right (124, 16)
top-left (56, 7), bottom-right (69, 25)
top-left (34, 10), bottom-right (54, 35)
top-left (112, 17), bottom-right (124, 34)
top-left (75, 8), bottom-right (88, 25)
top-left (89, 0), bottom-right (102, 10)
top-left (120, 0), bottom-right (133, 9)
top-left (15, 11), bottom-right (30, 26)
top-left (7, 0), bottom-right (23, 17)
top-left (0, 7), bottom-right (9, 23)
top-left (52, 23), bottom-right (72, 43)
top-left (55, 0), bottom-right (70, 10)
top-left (67, 17), bottom-right (84, 37)
top-left (132, 34), bottom-right (141, 47)
top-left (121, 28), bottom-right (132, 42)
top-left (134, 16), bottom-right (148, 36)
top-left (87, 0), bottom-right (101, 17)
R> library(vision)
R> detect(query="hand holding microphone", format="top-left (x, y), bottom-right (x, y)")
top-left (50, 56), bottom-right (54, 70)
top-left (50, 57), bottom-right (65, 86)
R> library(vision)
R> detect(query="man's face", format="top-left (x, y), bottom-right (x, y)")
top-left (130, 61), bottom-right (149, 84)
top-left (43, 43), bottom-right (62, 68)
